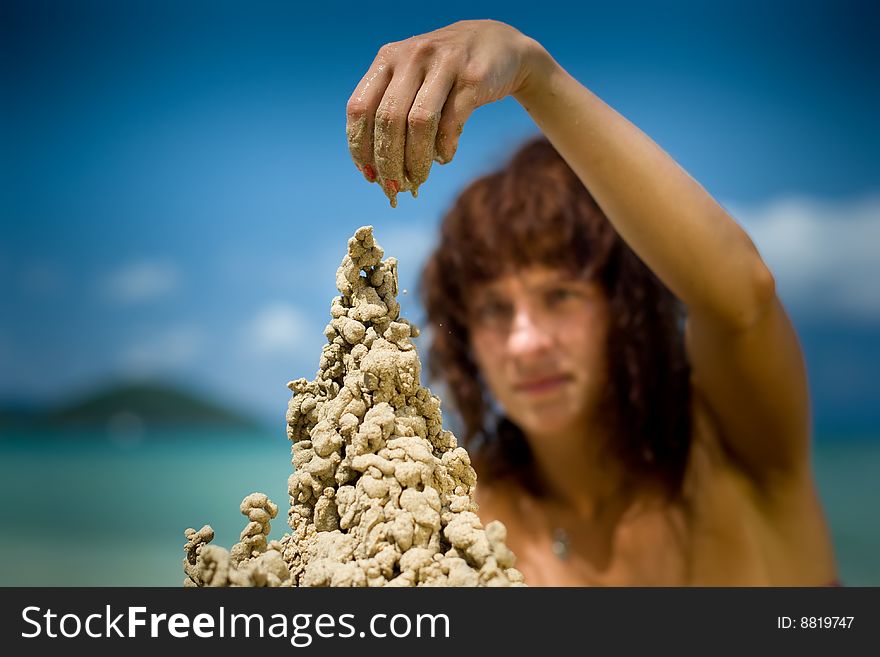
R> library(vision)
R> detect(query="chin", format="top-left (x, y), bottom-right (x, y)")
top-left (510, 409), bottom-right (582, 440)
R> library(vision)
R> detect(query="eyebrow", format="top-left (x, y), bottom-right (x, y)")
top-left (528, 277), bottom-right (586, 292)
top-left (470, 288), bottom-right (507, 303)
top-left (472, 271), bottom-right (589, 298)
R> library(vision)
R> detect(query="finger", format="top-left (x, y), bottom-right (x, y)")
top-left (435, 78), bottom-right (479, 165)
top-left (346, 59), bottom-right (393, 183)
top-left (373, 61), bottom-right (425, 205)
top-left (405, 67), bottom-right (455, 196)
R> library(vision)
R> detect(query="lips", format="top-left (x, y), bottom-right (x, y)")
top-left (514, 374), bottom-right (571, 395)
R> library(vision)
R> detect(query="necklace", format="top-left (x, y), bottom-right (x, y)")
top-left (518, 487), bottom-right (580, 561)
top-left (551, 527), bottom-right (570, 560)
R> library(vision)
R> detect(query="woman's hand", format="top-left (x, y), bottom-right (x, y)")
top-left (346, 19), bottom-right (537, 206)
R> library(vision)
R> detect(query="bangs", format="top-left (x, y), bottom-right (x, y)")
top-left (437, 141), bottom-right (617, 293)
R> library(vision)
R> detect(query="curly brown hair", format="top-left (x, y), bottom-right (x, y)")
top-left (420, 136), bottom-right (692, 500)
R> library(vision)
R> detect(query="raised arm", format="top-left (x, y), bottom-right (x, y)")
top-left (346, 20), bottom-right (811, 485)
top-left (513, 30), bottom-right (811, 485)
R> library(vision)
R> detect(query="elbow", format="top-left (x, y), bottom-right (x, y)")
top-left (735, 258), bottom-right (778, 331)
top-left (754, 258), bottom-right (777, 304)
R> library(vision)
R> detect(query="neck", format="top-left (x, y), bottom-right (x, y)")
top-left (523, 417), bottom-right (630, 521)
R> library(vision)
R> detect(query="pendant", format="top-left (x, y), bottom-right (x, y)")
top-left (552, 528), bottom-right (570, 560)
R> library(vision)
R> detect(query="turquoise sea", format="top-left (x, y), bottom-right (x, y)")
top-left (0, 430), bottom-right (877, 586)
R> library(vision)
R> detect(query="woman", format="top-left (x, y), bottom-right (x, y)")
top-left (346, 19), bottom-right (837, 585)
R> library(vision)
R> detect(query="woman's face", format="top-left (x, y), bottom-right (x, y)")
top-left (468, 266), bottom-right (610, 440)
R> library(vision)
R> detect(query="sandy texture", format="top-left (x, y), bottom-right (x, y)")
top-left (183, 494), bottom-right (291, 587)
top-left (183, 226), bottom-right (524, 587)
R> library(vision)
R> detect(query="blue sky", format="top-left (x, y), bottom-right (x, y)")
top-left (1, 0), bottom-right (878, 433)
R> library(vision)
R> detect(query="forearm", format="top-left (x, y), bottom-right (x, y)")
top-left (513, 41), bottom-right (774, 329)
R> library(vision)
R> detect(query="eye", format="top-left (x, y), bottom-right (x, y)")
top-left (471, 297), bottom-right (511, 322)
top-left (545, 286), bottom-right (581, 306)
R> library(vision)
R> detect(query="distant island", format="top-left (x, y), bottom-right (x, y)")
top-left (0, 380), bottom-right (263, 432)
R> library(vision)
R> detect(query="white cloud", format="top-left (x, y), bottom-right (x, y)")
top-left (101, 260), bottom-right (179, 304)
top-left (726, 194), bottom-right (880, 319)
top-left (119, 325), bottom-right (203, 376)
top-left (244, 302), bottom-right (318, 358)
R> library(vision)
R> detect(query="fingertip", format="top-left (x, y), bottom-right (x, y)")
top-left (434, 133), bottom-right (458, 165)
top-left (379, 178), bottom-right (400, 207)
top-left (404, 167), bottom-right (428, 190)
top-left (435, 145), bottom-right (456, 165)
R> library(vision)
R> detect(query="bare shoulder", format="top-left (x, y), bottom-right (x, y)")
top-left (685, 387), bottom-right (837, 583)
top-left (686, 386), bottom-right (815, 508)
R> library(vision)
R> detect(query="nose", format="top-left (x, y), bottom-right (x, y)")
top-left (507, 303), bottom-right (553, 357)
